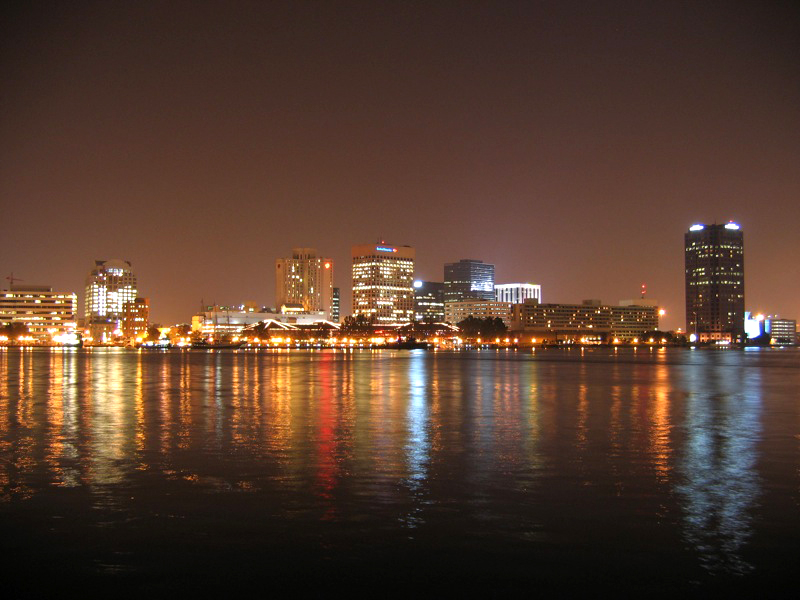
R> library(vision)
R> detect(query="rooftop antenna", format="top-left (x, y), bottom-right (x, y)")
top-left (641, 283), bottom-right (646, 299)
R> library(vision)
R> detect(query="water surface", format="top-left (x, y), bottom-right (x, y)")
top-left (1, 347), bottom-right (798, 595)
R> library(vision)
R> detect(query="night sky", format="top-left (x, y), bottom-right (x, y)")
top-left (2, 1), bottom-right (798, 331)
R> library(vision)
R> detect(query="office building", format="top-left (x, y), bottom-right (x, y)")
top-left (495, 283), bottom-right (542, 305)
top-left (444, 259), bottom-right (495, 302)
top-left (413, 280), bottom-right (445, 322)
top-left (445, 299), bottom-right (513, 325)
top-left (744, 313), bottom-right (797, 345)
top-left (352, 243), bottom-right (415, 323)
top-left (512, 299), bottom-right (658, 343)
top-left (122, 297), bottom-right (150, 340)
top-left (0, 285), bottom-right (77, 340)
top-left (275, 248), bottom-right (334, 319)
top-left (84, 259), bottom-right (138, 342)
top-left (685, 222), bottom-right (745, 342)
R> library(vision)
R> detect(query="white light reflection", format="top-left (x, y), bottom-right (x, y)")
top-left (403, 350), bottom-right (430, 528)
top-left (675, 353), bottom-right (762, 575)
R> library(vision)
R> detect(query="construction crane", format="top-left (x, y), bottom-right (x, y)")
top-left (5, 273), bottom-right (23, 289)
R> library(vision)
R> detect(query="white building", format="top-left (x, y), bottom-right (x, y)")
top-left (84, 259), bottom-right (138, 342)
top-left (494, 283), bottom-right (542, 304)
top-left (192, 306), bottom-right (329, 337)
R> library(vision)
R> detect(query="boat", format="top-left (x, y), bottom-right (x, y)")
top-left (190, 337), bottom-right (245, 349)
top-left (382, 337), bottom-right (431, 350)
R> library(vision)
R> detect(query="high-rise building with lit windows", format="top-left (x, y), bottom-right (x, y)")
top-left (685, 222), bottom-right (745, 342)
top-left (84, 259), bottom-right (138, 342)
top-left (352, 243), bottom-right (415, 323)
top-left (444, 259), bottom-right (494, 302)
top-left (275, 248), bottom-right (334, 319)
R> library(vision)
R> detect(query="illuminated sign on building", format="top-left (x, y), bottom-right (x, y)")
top-left (376, 246), bottom-right (397, 253)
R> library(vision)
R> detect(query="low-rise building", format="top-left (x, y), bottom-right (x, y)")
top-left (192, 305), bottom-right (331, 338)
top-left (512, 299), bottom-right (658, 343)
top-left (445, 299), bottom-right (513, 325)
top-left (0, 285), bottom-right (77, 340)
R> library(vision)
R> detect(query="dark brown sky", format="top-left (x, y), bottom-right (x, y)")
top-left (2, 1), bottom-right (799, 330)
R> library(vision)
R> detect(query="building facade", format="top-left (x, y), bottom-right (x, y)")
top-left (275, 248), bottom-right (334, 319)
top-left (192, 305), bottom-right (329, 338)
top-left (122, 297), bottom-right (150, 340)
top-left (0, 285), bottom-right (77, 340)
top-left (511, 299), bottom-right (658, 343)
top-left (685, 223), bottom-right (744, 342)
top-left (444, 259), bottom-right (495, 302)
top-left (332, 287), bottom-right (340, 323)
top-left (352, 243), bottom-right (415, 324)
top-left (414, 280), bottom-right (445, 322)
top-left (445, 299), bottom-right (513, 325)
top-left (84, 259), bottom-right (138, 342)
top-left (494, 283), bottom-right (542, 304)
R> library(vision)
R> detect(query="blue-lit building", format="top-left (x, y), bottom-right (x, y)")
top-left (444, 259), bottom-right (495, 303)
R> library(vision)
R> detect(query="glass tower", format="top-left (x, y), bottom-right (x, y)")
top-left (443, 259), bottom-right (495, 303)
top-left (684, 223), bottom-right (745, 342)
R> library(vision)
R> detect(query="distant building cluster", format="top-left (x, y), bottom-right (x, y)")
top-left (2, 222), bottom-right (797, 346)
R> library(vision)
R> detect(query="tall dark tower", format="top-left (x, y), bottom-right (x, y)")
top-left (443, 259), bottom-right (495, 303)
top-left (684, 222), bottom-right (745, 342)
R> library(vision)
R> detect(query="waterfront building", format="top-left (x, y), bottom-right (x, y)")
top-left (84, 259), bottom-right (138, 342)
top-left (192, 305), bottom-right (332, 338)
top-left (494, 283), bottom-right (542, 304)
top-left (122, 297), bottom-right (149, 340)
top-left (511, 299), bottom-right (658, 343)
top-left (685, 222), bottom-right (745, 342)
top-left (445, 299), bottom-right (513, 325)
top-left (768, 319), bottom-right (797, 345)
top-left (0, 285), bottom-right (77, 340)
top-left (444, 259), bottom-right (494, 302)
top-left (352, 243), bottom-right (415, 324)
top-left (744, 312), bottom-right (797, 345)
top-left (331, 287), bottom-right (340, 323)
top-left (275, 248), bottom-right (334, 320)
top-left (413, 280), bottom-right (445, 322)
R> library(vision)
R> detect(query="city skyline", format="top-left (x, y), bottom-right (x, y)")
top-left (3, 2), bottom-right (799, 331)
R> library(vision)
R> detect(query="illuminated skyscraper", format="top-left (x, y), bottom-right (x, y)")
top-left (352, 243), bottom-right (415, 323)
top-left (444, 259), bottom-right (495, 302)
top-left (685, 222), bottom-right (745, 342)
top-left (275, 248), bottom-right (334, 319)
top-left (84, 259), bottom-right (138, 342)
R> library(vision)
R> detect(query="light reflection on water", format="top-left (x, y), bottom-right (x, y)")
top-left (0, 346), bottom-right (798, 591)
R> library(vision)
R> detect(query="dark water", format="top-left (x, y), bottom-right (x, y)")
top-left (1, 347), bottom-right (798, 596)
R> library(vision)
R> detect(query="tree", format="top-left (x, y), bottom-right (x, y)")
top-left (1, 322), bottom-right (29, 338)
top-left (457, 316), bottom-right (508, 338)
top-left (340, 314), bottom-right (375, 334)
